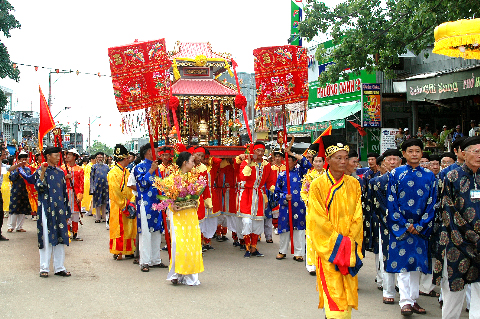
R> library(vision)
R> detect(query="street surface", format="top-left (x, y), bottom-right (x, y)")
top-left (0, 215), bottom-right (469, 318)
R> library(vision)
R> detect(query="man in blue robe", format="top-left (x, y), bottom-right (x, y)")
top-left (434, 136), bottom-right (480, 318)
top-left (90, 152), bottom-right (110, 224)
top-left (362, 152), bottom-right (380, 255)
top-left (370, 149), bottom-right (402, 305)
top-left (133, 143), bottom-right (166, 272)
top-left (386, 138), bottom-right (437, 316)
top-left (274, 148), bottom-right (311, 261)
top-left (36, 146), bottom-right (72, 278)
top-left (7, 151), bottom-right (32, 233)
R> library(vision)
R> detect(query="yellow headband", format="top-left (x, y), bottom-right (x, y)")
top-left (325, 143), bottom-right (349, 157)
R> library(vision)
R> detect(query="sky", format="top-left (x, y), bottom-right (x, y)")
top-left (0, 0), bottom-right (340, 149)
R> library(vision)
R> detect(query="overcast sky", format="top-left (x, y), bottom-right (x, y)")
top-left (0, 0), bottom-right (340, 148)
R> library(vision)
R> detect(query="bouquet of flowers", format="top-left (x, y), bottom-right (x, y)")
top-left (228, 118), bottom-right (242, 132)
top-left (152, 167), bottom-right (207, 211)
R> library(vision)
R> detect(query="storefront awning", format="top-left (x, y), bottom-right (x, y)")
top-left (288, 101), bottom-right (361, 133)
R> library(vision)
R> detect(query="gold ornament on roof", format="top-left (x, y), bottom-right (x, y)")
top-left (195, 55), bottom-right (208, 67)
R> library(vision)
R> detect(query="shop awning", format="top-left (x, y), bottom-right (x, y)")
top-left (288, 101), bottom-right (361, 133)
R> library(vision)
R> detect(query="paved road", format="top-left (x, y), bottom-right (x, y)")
top-left (0, 215), bottom-right (468, 318)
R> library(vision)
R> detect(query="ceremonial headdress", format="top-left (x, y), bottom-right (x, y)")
top-left (306, 143), bottom-right (319, 156)
top-left (376, 155), bottom-right (384, 165)
top-left (401, 138), bottom-right (423, 151)
top-left (367, 152), bottom-right (380, 159)
top-left (461, 136), bottom-right (480, 150)
top-left (421, 153), bottom-right (430, 161)
top-left (348, 149), bottom-right (358, 159)
top-left (67, 148), bottom-right (80, 158)
top-left (253, 141), bottom-right (266, 151)
top-left (441, 152), bottom-right (456, 161)
top-left (43, 146), bottom-right (62, 155)
top-left (174, 143), bottom-right (187, 154)
top-left (321, 135), bottom-right (349, 158)
top-left (273, 147), bottom-right (285, 157)
top-left (429, 154), bottom-right (441, 162)
top-left (113, 144), bottom-right (129, 160)
top-left (452, 136), bottom-right (468, 151)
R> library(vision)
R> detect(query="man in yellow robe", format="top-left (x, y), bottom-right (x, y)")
top-left (82, 155), bottom-right (95, 216)
top-left (308, 135), bottom-right (363, 319)
top-left (108, 144), bottom-right (136, 260)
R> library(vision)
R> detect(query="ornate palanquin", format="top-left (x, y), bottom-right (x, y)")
top-left (168, 42), bottom-right (241, 146)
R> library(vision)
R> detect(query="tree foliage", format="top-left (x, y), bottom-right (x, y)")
top-left (56, 123), bottom-right (71, 134)
top-left (89, 140), bottom-right (113, 156)
top-left (299, 0), bottom-right (480, 85)
top-left (0, 1), bottom-right (21, 112)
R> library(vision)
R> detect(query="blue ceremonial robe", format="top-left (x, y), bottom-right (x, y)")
top-left (361, 169), bottom-right (379, 253)
top-left (371, 173), bottom-right (391, 259)
top-left (133, 159), bottom-right (163, 233)
top-left (90, 163), bottom-right (109, 207)
top-left (9, 167), bottom-right (32, 215)
top-left (367, 175), bottom-right (382, 254)
top-left (35, 166), bottom-right (71, 249)
top-left (274, 157), bottom-right (311, 233)
top-left (386, 165), bottom-right (437, 274)
top-left (433, 164), bottom-right (480, 291)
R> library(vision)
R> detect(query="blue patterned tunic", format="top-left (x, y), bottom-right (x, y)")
top-left (9, 167), bottom-right (32, 215)
top-left (433, 164), bottom-right (480, 291)
top-left (362, 169), bottom-right (380, 253)
top-left (89, 163), bottom-right (110, 207)
top-left (133, 159), bottom-right (163, 233)
top-left (371, 173), bottom-right (391, 259)
top-left (35, 166), bottom-right (71, 249)
top-left (274, 157), bottom-right (311, 233)
top-left (386, 165), bottom-right (437, 274)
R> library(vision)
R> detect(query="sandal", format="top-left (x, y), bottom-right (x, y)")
top-left (171, 278), bottom-right (178, 285)
top-left (140, 264), bottom-right (149, 272)
top-left (54, 270), bottom-right (71, 277)
top-left (16, 229), bottom-right (26, 232)
top-left (39, 272), bottom-right (48, 278)
top-left (7, 229), bottom-right (13, 232)
top-left (266, 239), bottom-right (273, 243)
top-left (383, 297), bottom-right (394, 304)
top-left (401, 304), bottom-right (413, 316)
top-left (151, 263), bottom-right (168, 268)
top-left (276, 253), bottom-right (286, 260)
top-left (114, 254), bottom-right (123, 261)
top-left (133, 259), bottom-right (139, 264)
top-left (293, 256), bottom-right (304, 262)
top-left (419, 290), bottom-right (440, 297)
top-left (95, 220), bottom-right (101, 223)
top-left (412, 303), bottom-right (426, 315)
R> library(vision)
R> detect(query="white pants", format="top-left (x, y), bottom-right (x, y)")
top-left (39, 207), bottom-right (66, 273)
top-left (200, 217), bottom-right (217, 239)
top-left (7, 214), bottom-right (25, 230)
top-left (441, 256), bottom-right (480, 319)
top-left (166, 211), bottom-right (200, 286)
top-left (264, 218), bottom-right (273, 240)
top-left (375, 253), bottom-right (383, 287)
top-left (139, 205), bottom-right (162, 267)
top-left (225, 215), bottom-right (237, 234)
top-left (398, 271), bottom-right (420, 307)
top-left (217, 214), bottom-right (226, 227)
top-left (279, 230), bottom-right (306, 256)
top-left (420, 265), bottom-right (436, 294)
top-left (241, 217), bottom-right (264, 236)
top-left (235, 216), bottom-right (243, 239)
top-left (95, 204), bottom-right (106, 221)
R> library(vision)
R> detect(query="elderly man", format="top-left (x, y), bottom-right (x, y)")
top-left (386, 139), bottom-right (437, 316)
top-left (37, 146), bottom-right (72, 278)
top-left (90, 152), bottom-right (110, 224)
top-left (308, 135), bottom-right (363, 319)
top-left (434, 136), bottom-right (480, 318)
top-left (62, 148), bottom-right (84, 241)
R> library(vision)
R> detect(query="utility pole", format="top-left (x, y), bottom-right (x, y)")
top-left (88, 116), bottom-right (101, 153)
top-left (73, 121), bottom-right (79, 150)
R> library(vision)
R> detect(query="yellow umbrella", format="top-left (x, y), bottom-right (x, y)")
top-left (433, 18), bottom-right (480, 59)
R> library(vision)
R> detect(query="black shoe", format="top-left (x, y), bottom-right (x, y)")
top-left (251, 250), bottom-right (264, 257)
top-left (240, 244), bottom-right (246, 251)
top-left (162, 245), bottom-right (168, 251)
top-left (202, 245), bottom-right (207, 252)
top-left (0, 235), bottom-right (9, 241)
top-left (204, 244), bottom-right (215, 250)
top-left (221, 235), bottom-right (229, 241)
top-left (232, 241), bottom-right (240, 247)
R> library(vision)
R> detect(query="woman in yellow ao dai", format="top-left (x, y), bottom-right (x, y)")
top-left (167, 152), bottom-right (204, 286)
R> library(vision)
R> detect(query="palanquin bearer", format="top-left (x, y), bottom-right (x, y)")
top-left (274, 146), bottom-right (312, 261)
top-left (238, 141), bottom-right (277, 258)
top-left (307, 135), bottom-right (363, 319)
top-left (300, 143), bottom-right (325, 275)
top-left (108, 144), bottom-right (136, 260)
top-left (37, 146), bottom-right (72, 278)
top-left (62, 148), bottom-right (84, 241)
top-left (217, 158), bottom-right (238, 244)
top-left (158, 146), bottom-right (175, 178)
top-left (191, 146), bottom-right (213, 250)
top-left (268, 147), bottom-right (286, 238)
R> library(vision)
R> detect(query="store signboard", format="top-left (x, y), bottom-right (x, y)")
top-left (361, 83), bottom-right (382, 127)
top-left (407, 67), bottom-right (480, 101)
top-left (287, 119), bottom-right (345, 133)
top-left (380, 128), bottom-right (400, 154)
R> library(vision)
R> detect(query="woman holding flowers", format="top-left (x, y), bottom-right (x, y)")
top-left (154, 151), bottom-right (206, 286)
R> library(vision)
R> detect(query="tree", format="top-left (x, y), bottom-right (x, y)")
top-left (57, 123), bottom-right (71, 134)
top-left (89, 140), bottom-right (113, 156)
top-left (0, 1), bottom-right (21, 112)
top-left (299, 0), bottom-right (480, 85)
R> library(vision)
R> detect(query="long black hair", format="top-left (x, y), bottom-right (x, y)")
top-left (176, 151), bottom-right (192, 168)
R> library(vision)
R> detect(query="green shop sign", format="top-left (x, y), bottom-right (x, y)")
top-left (407, 67), bottom-right (480, 101)
top-left (287, 119), bottom-right (345, 133)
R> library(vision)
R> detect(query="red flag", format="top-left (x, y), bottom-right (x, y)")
top-left (38, 86), bottom-right (55, 151)
top-left (303, 125), bottom-right (332, 157)
top-left (348, 120), bottom-right (367, 137)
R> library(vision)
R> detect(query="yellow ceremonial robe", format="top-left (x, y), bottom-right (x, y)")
top-left (307, 171), bottom-right (363, 316)
top-left (108, 164), bottom-right (136, 255)
top-left (301, 168), bottom-right (324, 267)
top-left (2, 171), bottom-right (11, 215)
top-left (82, 162), bottom-right (93, 212)
top-left (170, 206), bottom-right (204, 275)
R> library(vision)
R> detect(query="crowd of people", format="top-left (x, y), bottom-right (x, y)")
top-left (0, 132), bottom-right (479, 319)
